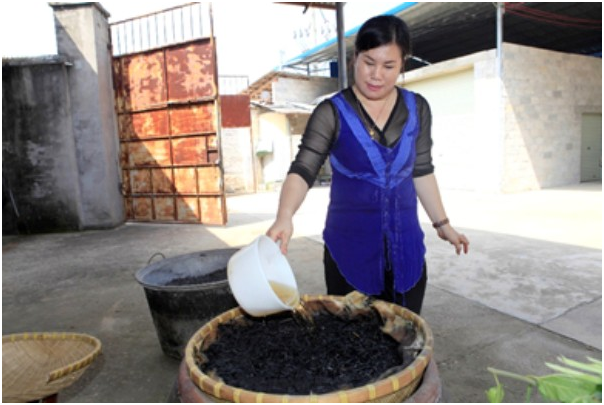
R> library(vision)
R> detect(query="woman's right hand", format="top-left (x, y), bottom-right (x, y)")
top-left (266, 216), bottom-right (294, 255)
top-left (266, 173), bottom-right (310, 255)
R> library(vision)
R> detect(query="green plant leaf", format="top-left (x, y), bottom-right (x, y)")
top-left (545, 363), bottom-right (602, 385)
top-left (557, 357), bottom-right (603, 376)
top-left (537, 374), bottom-right (598, 403)
top-left (594, 387), bottom-right (602, 402)
top-left (567, 386), bottom-right (602, 403)
top-left (487, 358), bottom-right (602, 403)
top-left (486, 384), bottom-right (505, 403)
top-left (524, 385), bottom-right (534, 402)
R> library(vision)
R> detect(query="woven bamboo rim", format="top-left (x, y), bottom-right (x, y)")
top-left (2, 332), bottom-right (102, 402)
top-left (184, 294), bottom-right (434, 403)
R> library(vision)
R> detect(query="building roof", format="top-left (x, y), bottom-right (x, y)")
top-left (276, 2), bottom-right (338, 11)
top-left (241, 71), bottom-right (313, 100)
top-left (283, 2), bottom-right (602, 72)
top-left (251, 100), bottom-right (315, 115)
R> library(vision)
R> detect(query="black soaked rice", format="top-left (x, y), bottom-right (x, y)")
top-left (198, 311), bottom-right (406, 395)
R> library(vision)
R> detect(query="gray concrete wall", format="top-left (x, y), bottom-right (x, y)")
top-left (502, 43), bottom-right (602, 192)
top-left (2, 58), bottom-right (83, 233)
top-left (52, 3), bottom-right (123, 228)
top-left (2, 3), bottom-right (124, 234)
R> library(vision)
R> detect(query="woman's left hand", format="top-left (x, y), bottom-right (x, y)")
top-left (437, 225), bottom-right (469, 255)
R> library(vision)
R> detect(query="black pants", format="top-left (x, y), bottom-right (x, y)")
top-left (323, 246), bottom-right (427, 315)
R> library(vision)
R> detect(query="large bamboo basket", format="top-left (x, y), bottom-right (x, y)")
top-left (184, 294), bottom-right (434, 403)
top-left (2, 332), bottom-right (102, 402)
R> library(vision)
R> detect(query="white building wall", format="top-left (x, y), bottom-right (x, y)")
top-left (473, 55), bottom-right (505, 192)
top-left (403, 44), bottom-right (602, 193)
top-left (404, 50), bottom-right (503, 192)
top-left (258, 112), bottom-right (291, 184)
top-left (246, 45), bottom-right (601, 193)
top-left (273, 76), bottom-right (338, 104)
top-left (405, 69), bottom-right (478, 190)
top-left (221, 127), bottom-right (255, 194)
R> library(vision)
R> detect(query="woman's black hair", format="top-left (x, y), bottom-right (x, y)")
top-left (354, 15), bottom-right (412, 61)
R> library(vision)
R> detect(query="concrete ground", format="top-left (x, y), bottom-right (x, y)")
top-left (2, 182), bottom-right (601, 402)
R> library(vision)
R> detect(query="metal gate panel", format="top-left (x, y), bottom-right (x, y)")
top-left (133, 197), bottom-right (152, 220)
top-left (166, 42), bottom-right (217, 101)
top-left (173, 167), bottom-right (197, 193)
top-left (116, 50), bottom-right (167, 113)
top-left (152, 168), bottom-right (173, 193)
top-left (113, 35), bottom-right (226, 224)
top-left (201, 197), bottom-right (224, 224)
top-left (177, 197), bottom-right (200, 221)
top-left (155, 197), bottom-right (176, 220)
top-left (169, 104), bottom-right (216, 134)
top-left (198, 167), bottom-right (221, 192)
top-left (119, 110), bottom-right (170, 140)
top-left (131, 169), bottom-right (151, 193)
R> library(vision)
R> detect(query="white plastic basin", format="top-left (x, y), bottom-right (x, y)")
top-left (227, 235), bottom-right (299, 317)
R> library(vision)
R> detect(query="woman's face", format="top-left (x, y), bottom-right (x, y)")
top-left (354, 42), bottom-right (403, 100)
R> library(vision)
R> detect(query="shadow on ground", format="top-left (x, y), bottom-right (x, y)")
top-left (2, 215), bottom-right (601, 402)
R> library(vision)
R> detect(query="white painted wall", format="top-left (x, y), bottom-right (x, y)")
top-left (221, 127), bottom-right (255, 193)
top-left (245, 45), bottom-right (601, 193)
top-left (258, 112), bottom-right (291, 184)
top-left (404, 51), bottom-right (504, 192)
top-left (273, 76), bottom-right (338, 104)
top-left (405, 68), bottom-right (482, 191)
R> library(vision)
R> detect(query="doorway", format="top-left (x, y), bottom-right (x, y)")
top-left (581, 113), bottom-right (602, 182)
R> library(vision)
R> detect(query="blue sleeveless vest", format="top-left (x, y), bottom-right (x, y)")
top-left (323, 88), bottom-right (426, 295)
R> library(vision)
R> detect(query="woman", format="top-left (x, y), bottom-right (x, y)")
top-left (266, 15), bottom-right (469, 314)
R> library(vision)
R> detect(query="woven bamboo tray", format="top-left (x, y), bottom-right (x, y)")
top-left (2, 332), bottom-right (102, 402)
top-left (184, 293), bottom-right (434, 403)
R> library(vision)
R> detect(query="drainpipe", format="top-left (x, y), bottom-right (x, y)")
top-left (495, 2), bottom-right (505, 191)
top-left (336, 3), bottom-right (347, 90)
top-left (496, 2), bottom-right (503, 78)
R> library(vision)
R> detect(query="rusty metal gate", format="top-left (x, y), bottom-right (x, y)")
top-left (110, 3), bottom-right (226, 224)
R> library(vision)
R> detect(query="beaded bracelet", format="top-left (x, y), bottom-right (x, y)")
top-left (432, 218), bottom-right (449, 229)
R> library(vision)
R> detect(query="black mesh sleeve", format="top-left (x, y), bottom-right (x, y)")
top-left (287, 99), bottom-right (337, 188)
top-left (412, 93), bottom-right (435, 177)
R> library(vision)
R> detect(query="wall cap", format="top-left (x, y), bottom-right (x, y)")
top-left (49, 2), bottom-right (110, 19)
top-left (2, 55), bottom-right (72, 67)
